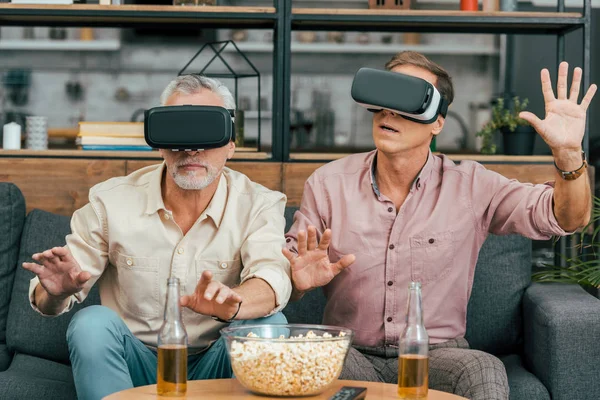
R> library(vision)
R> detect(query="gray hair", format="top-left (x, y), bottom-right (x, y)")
top-left (160, 75), bottom-right (236, 110)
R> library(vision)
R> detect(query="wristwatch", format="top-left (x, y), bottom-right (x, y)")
top-left (554, 151), bottom-right (588, 181)
top-left (211, 301), bottom-right (242, 323)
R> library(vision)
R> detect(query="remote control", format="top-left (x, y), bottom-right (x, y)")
top-left (328, 386), bottom-right (367, 400)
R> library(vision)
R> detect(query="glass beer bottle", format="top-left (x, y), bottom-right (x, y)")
top-left (398, 282), bottom-right (429, 399)
top-left (157, 277), bottom-right (188, 396)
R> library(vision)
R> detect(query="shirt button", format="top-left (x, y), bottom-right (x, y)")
top-left (387, 281), bottom-right (393, 286)
top-left (389, 244), bottom-right (395, 250)
top-left (429, 238), bottom-right (435, 244)
top-left (387, 207), bottom-right (393, 213)
top-left (220, 262), bottom-right (228, 269)
top-left (164, 213), bottom-right (170, 220)
top-left (126, 258), bottom-right (133, 266)
top-left (387, 317), bottom-right (393, 322)
top-left (177, 248), bottom-right (184, 254)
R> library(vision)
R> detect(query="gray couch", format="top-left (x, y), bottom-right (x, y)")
top-left (1, 181), bottom-right (599, 400)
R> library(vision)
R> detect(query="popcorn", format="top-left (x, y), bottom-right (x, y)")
top-left (229, 330), bottom-right (350, 396)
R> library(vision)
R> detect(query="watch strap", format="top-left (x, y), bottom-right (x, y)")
top-left (554, 151), bottom-right (587, 181)
top-left (211, 301), bottom-right (242, 323)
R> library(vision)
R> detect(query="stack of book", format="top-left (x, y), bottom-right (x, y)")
top-left (76, 122), bottom-right (153, 152)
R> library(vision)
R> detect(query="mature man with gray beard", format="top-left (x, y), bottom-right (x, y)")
top-left (22, 75), bottom-right (292, 400)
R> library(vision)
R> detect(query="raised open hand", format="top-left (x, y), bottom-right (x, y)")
top-left (22, 246), bottom-right (91, 298)
top-left (180, 270), bottom-right (242, 320)
top-left (519, 61), bottom-right (597, 152)
top-left (282, 226), bottom-right (355, 293)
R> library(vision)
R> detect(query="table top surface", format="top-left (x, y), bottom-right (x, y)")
top-left (103, 378), bottom-right (467, 399)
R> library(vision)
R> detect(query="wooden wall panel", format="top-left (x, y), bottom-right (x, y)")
top-left (1, 156), bottom-right (593, 216)
top-left (0, 158), bottom-right (126, 216)
top-left (282, 163), bottom-right (325, 207)
top-left (126, 161), bottom-right (283, 192)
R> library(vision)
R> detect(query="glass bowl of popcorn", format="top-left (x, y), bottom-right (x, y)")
top-left (221, 324), bottom-right (354, 397)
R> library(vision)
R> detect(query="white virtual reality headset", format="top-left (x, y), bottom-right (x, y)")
top-left (351, 67), bottom-right (449, 124)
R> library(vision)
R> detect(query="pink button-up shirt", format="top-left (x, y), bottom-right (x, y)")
top-left (285, 149), bottom-right (568, 348)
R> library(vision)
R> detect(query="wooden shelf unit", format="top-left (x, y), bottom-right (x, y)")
top-left (291, 9), bottom-right (584, 34)
top-left (0, 4), bottom-right (277, 28)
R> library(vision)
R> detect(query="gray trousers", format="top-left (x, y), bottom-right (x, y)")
top-left (339, 338), bottom-right (509, 400)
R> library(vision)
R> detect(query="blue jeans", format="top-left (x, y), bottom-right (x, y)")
top-left (66, 305), bottom-right (287, 400)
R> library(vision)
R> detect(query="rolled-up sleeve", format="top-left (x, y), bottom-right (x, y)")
top-left (471, 164), bottom-right (572, 239)
top-left (28, 197), bottom-right (109, 316)
top-left (239, 195), bottom-right (292, 316)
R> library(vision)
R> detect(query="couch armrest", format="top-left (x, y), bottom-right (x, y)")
top-left (523, 283), bottom-right (600, 400)
top-left (0, 343), bottom-right (12, 371)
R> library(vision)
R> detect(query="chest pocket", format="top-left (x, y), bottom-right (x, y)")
top-left (410, 231), bottom-right (455, 286)
top-left (113, 252), bottom-right (160, 319)
top-left (195, 259), bottom-right (243, 290)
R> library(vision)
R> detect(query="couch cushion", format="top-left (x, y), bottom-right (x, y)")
top-left (500, 354), bottom-right (550, 400)
top-left (6, 209), bottom-right (100, 365)
top-left (0, 183), bottom-right (26, 371)
top-left (0, 353), bottom-right (76, 399)
top-left (466, 234), bottom-right (531, 356)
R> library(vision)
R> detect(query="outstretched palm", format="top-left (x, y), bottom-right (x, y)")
top-left (282, 226), bottom-right (355, 292)
top-left (519, 62), bottom-right (597, 152)
top-left (22, 246), bottom-right (90, 298)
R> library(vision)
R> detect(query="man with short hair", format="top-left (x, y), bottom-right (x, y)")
top-left (283, 51), bottom-right (596, 400)
top-left (23, 75), bottom-right (292, 400)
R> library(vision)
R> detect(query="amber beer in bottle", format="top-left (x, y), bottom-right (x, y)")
top-left (398, 282), bottom-right (429, 399)
top-left (157, 277), bottom-right (188, 396)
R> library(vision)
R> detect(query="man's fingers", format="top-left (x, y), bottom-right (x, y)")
top-left (518, 112), bottom-right (543, 135)
top-left (180, 295), bottom-right (191, 308)
top-left (318, 229), bottom-right (332, 251)
top-left (52, 246), bottom-right (69, 256)
top-left (297, 230), bottom-right (307, 257)
top-left (229, 292), bottom-right (243, 304)
top-left (540, 68), bottom-right (556, 104)
top-left (214, 286), bottom-right (229, 304)
top-left (22, 262), bottom-right (44, 276)
top-left (331, 254), bottom-right (356, 274)
top-left (203, 281), bottom-right (222, 301)
top-left (195, 270), bottom-right (212, 292)
top-left (282, 248), bottom-right (297, 263)
top-left (556, 61), bottom-right (568, 100)
top-left (76, 271), bottom-right (91, 285)
top-left (307, 226), bottom-right (318, 251)
top-left (581, 84), bottom-right (597, 111)
top-left (42, 249), bottom-right (58, 261)
top-left (569, 67), bottom-right (582, 102)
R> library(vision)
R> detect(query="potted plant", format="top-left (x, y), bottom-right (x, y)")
top-left (476, 96), bottom-right (536, 155)
top-left (532, 196), bottom-right (600, 296)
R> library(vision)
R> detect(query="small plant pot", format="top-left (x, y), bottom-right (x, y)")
top-left (501, 125), bottom-right (536, 155)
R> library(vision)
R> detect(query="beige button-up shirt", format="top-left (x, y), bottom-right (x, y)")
top-left (29, 162), bottom-right (292, 354)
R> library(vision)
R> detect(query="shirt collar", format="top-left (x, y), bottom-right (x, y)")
top-left (202, 173), bottom-right (227, 228)
top-left (145, 161), bottom-right (167, 216)
top-left (369, 148), bottom-right (435, 197)
top-left (145, 162), bottom-right (228, 229)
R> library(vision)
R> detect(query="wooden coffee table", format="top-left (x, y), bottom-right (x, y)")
top-left (103, 378), bottom-right (467, 399)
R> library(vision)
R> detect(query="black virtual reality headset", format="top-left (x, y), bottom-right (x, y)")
top-left (351, 67), bottom-right (449, 124)
top-left (144, 105), bottom-right (235, 151)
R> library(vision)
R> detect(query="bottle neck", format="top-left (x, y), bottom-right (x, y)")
top-left (164, 282), bottom-right (182, 323)
top-left (406, 286), bottom-right (423, 326)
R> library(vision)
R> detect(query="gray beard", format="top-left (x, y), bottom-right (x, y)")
top-left (170, 164), bottom-right (218, 190)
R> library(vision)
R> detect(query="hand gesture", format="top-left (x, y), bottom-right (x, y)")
top-left (282, 226), bottom-right (355, 293)
top-left (519, 61), bottom-right (597, 152)
top-left (180, 270), bottom-right (242, 320)
top-left (22, 247), bottom-right (91, 299)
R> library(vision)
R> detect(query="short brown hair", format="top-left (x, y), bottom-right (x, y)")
top-left (385, 51), bottom-right (454, 106)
